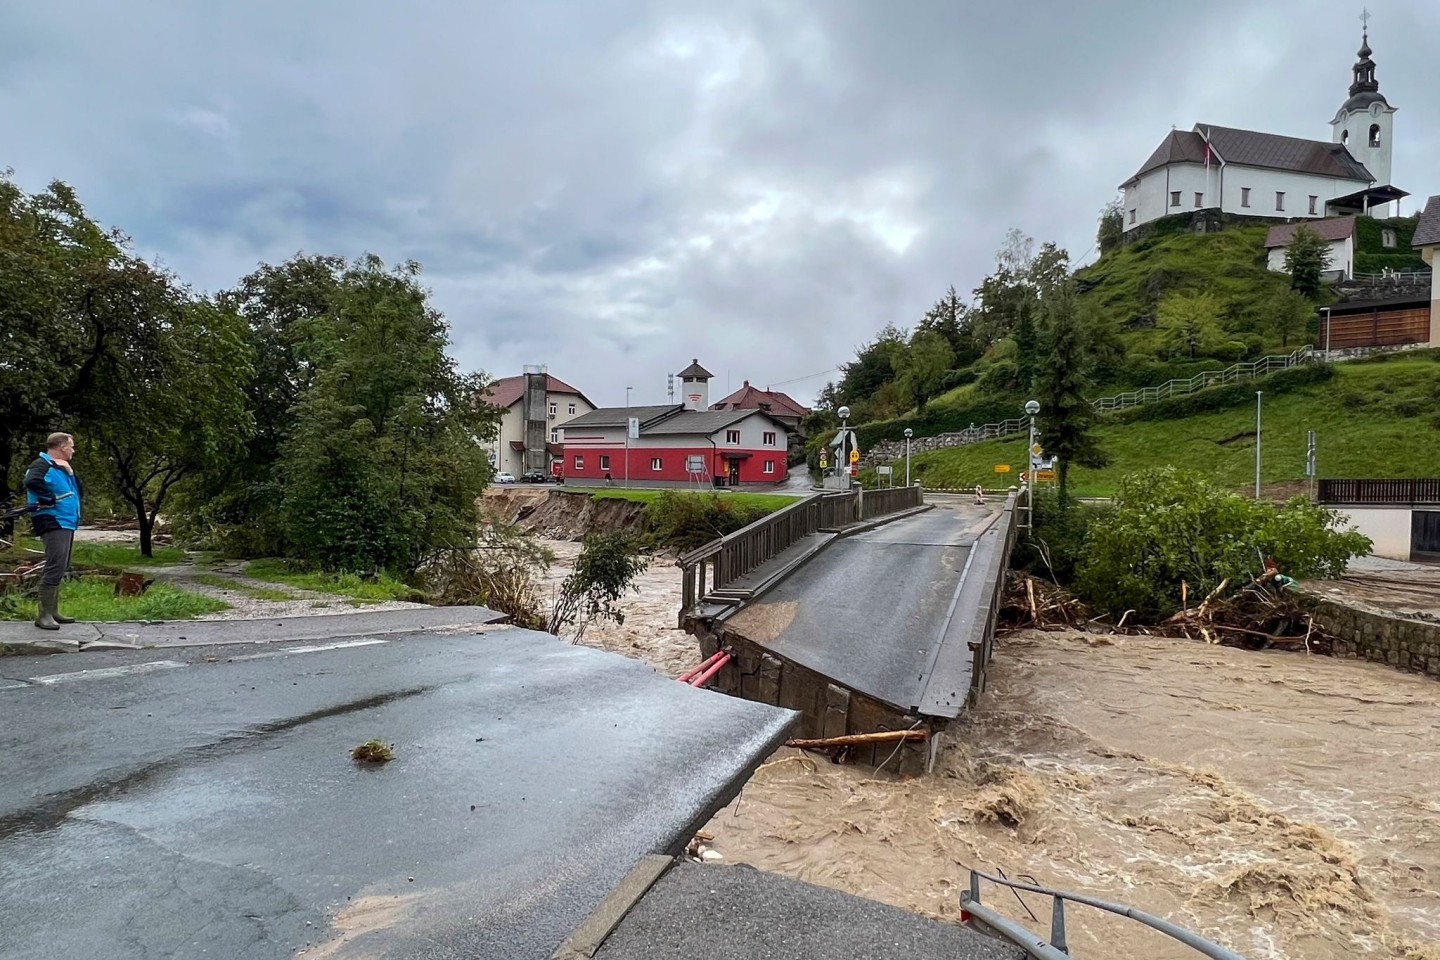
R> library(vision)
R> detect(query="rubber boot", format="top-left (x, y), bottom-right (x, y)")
top-left (34, 585), bottom-right (61, 631)
top-left (52, 584), bottom-right (75, 624)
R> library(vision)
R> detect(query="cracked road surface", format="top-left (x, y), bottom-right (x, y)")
top-left (0, 629), bottom-right (795, 959)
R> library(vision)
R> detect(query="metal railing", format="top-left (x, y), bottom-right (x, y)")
top-left (968, 490), bottom-right (1022, 701)
top-left (961, 869), bottom-right (1245, 960)
top-left (1319, 478), bottom-right (1440, 505)
top-left (677, 486), bottom-right (924, 622)
top-left (1350, 268), bottom-right (1431, 283)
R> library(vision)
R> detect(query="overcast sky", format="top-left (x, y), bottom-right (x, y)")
top-left (5, 0), bottom-right (1436, 407)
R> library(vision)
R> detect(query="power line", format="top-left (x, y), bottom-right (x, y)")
top-left (765, 366), bottom-right (838, 390)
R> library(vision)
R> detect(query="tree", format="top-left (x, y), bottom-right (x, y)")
top-left (1097, 198), bottom-right (1125, 256)
top-left (1156, 292), bottom-right (1225, 359)
top-left (1263, 289), bottom-right (1314, 348)
top-left (1034, 281), bottom-right (1107, 503)
top-left (547, 533), bottom-right (648, 643)
top-left (895, 329), bottom-right (954, 410)
top-left (916, 285), bottom-right (979, 366)
top-left (1284, 226), bottom-right (1333, 300)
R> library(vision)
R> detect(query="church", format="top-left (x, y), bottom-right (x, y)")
top-left (1121, 25), bottom-right (1405, 233)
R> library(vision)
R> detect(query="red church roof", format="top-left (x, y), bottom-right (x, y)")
top-left (709, 381), bottom-right (810, 421)
top-left (483, 373), bottom-right (594, 410)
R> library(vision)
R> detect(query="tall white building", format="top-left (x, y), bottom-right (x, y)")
top-left (1121, 27), bottom-right (1405, 233)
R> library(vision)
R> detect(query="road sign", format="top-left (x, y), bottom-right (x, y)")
top-left (819, 457), bottom-right (828, 470)
top-left (849, 449), bottom-right (860, 464)
top-left (1031, 443), bottom-right (1043, 457)
top-left (994, 464), bottom-right (1011, 473)
top-left (1036, 470), bottom-right (1056, 482)
top-left (849, 465), bottom-right (857, 477)
top-left (876, 466), bottom-right (892, 476)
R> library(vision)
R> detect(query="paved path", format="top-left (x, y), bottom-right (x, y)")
top-left (0, 628), bottom-right (795, 960)
top-left (723, 503), bottom-right (996, 715)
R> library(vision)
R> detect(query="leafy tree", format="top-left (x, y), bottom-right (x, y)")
top-left (970, 233), bottom-right (1071, 348)
top-left (1034, 281), bottom-right (1106, 502)
top-left (1284, 226), bottom-right (1333, 300)
top-left (836, 324), bottom-right (906, 404)
top-left (1012, 309), bottom-right (1040, 394)
top-left (1262, 289), bottom-right (1314, 348)
top-left (896, 329), bottom-right (954, 410)
top-left (1075, 467), bottom-right (1371, 621)
top-left (1156, 292), bottom-right (1225, 359)
top-left (547, 533), bottom-right (648, 642)
top-left (1097, 198), bottom-right (1125, 256)
top-left (916, 285), bottom-right (980, 366)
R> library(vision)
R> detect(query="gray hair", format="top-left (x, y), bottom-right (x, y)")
top-left (46, 432), bottom-right (73, 450)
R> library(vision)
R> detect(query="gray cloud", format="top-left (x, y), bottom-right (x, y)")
top-left (4, 0), bottom-right (1436, 407)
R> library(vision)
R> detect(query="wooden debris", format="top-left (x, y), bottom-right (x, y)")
top-left (785, 730), bottom-right (927, 750)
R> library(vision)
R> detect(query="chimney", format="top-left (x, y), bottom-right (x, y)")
top-left (678, 358), bottom-right (713, 412)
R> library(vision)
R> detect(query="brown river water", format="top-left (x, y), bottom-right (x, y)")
top-left (555, 539), bottom-right (1440, 959)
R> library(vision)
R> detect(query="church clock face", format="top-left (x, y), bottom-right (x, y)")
top-left (1371, 102), bottom-right (1383, 116)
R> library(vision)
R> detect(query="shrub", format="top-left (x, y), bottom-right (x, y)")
top-left (547, 533), bottom-right (648, 642)
top-left (639, 492), bottom-right (770, 552)
top-left (1012, 490), bottom-right (1111, 585)
top-left (423, 523), bottom-right (552, 628)
top-left (1073, 467), bottom-right (1371, 622)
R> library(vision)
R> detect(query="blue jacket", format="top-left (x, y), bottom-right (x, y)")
top-left (24, 454), bottom-right (83, 533)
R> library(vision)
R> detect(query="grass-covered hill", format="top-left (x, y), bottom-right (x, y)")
top-left (903, 350), bottom-right (1440, 497)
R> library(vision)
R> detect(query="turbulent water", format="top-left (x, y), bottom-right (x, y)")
top-left (557, 540), bottom-right (1440, 959)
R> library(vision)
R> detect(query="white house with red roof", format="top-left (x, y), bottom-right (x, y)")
top-left (559, 360), bottom-right (790, 488)
top-left (483, 367), bottom-right (596, 478)
top-left (1264, 216), bottom-right (1357, 279)
top-left (709, 380), bottom-right (812, 431)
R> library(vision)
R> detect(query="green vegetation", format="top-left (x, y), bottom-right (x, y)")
top-left (190, 574), bottom-right (296, 602)
top-left (0, 579), bottom-right (227, 622)
top-left (351, 740), bottom-right (395, 763)
top-left (1353, 214), bottom-right (1426, 275)
top-left (911, 354), bottom-right (1440, 496)
top-left (612, 491), bottom-right (793, 552)
top-left (590, 489), bottom-right (799, 512)
top-left (5, 539), bottom-right (188, 569)
top-left (243, 559), bottom-right (424, 602)
top-left (547, 533), bottom-right (648, 642)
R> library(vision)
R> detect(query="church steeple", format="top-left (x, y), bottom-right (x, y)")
top-left (1331, 10), bottom-right (1397, 207)
top-left (1349, 25), bottom-right (1379, 97)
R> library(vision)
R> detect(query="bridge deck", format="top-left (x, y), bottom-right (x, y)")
top-left (721, 503), bottom-right (996, 718)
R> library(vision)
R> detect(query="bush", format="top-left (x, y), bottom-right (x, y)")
top-left (547, 533), bottom-right (648, 642)
top-left (639, 492), bottom-right (770, 551)
top-left (855, 396), bottom-right (1021, 447)
top-left (1011, 491), bottom-right (1111, 586)
top-left (1073, 467), bottom-right (1371, 622)
top-left (422, 522), bottom-right (553, 628)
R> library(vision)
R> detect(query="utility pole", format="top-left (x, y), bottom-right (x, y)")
top-left (1254, 391), bottom-right (1263, 499)
top-left (624, 386), bottom-right (633, 490)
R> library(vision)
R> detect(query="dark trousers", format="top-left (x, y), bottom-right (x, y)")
top-left (41, 528), bottom-right (74, 587)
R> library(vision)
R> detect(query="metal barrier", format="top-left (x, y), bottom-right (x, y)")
top-left (1319, 478), bottom-right (1440, 505)
top-left (1090, 346), bottom-right (1315, 413)
top-left (961, 869), bottom-right (1245, 960)
top-left (966, 489), bottom-right (1021, 701)
top-left (857, 484), bottom-right (923, 522)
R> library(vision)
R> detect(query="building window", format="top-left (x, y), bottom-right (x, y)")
top-left (1382, 228), bottom-right (1398, 248)
top-left (1129, 208), bottom-right (1136, 224)
top-left (763, 460), bottom-right (775, 475)
top-left (1369, 124), bottom-right (1381, 147)
top-left (1341, 129), bottom-right (1350, 145)
top-left (725, 430), bottom-right (740, 444)
top-left (1309, 195), bottom-right (1318, 215)
top-left (1240, 187), bottom-right (1251, 207)
top-left (1194, 192), bottom-right (1203, 208)
top-left (599, 455), bottom-right (610, 471)
top-left (762, 431), bottom-right (776, 446)
top-left (1170, 191), bottom-right (1181, 207)
top-left (1275, 191), bottom-right (1285, 212)
top-left (574, 455), bottom-right (584, 470)
top-left (651, 457), bottom-right (663, 471)
top-left (568, 403), bottom-right (576, 415)
top-left (551, 429), bottom-right (558, 443)
top-left (549, 403), bottom-right (557, 415)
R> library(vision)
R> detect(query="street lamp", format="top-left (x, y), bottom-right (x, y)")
top-left (1320, 306), bottom-right (1332, 356)
top-left (836, 406), bottom-right (851, 487)
top-left (1024, 400), bottom-right (1040, 485)
top-left (903, 428), bottom-right (913, 488)
top-left (624, 386), bottom-right (632, 489)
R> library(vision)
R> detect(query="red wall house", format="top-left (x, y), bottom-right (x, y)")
top-left (560, 405), bottom-right (789, 488)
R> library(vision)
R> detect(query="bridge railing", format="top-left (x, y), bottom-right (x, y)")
top-left (1318, 478), bottom-right (1440, 505)
top-left (967, 488), bottom-right (1022, 702)
top-left (961, 869), bottom-right (1244, 960)
top-left (858, 484), bottom-right (923, 523)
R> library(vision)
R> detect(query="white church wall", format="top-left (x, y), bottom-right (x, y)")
top-left (1217, 166), bottom-right (1367, 219)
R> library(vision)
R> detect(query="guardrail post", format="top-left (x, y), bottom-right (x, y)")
top-left (969, 870), bottom-right (981, 904)
top-left (1050, 897), bottom-right (1068, 954)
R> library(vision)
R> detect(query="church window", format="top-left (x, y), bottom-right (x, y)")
top-left (1194, 192), bottom-right (1204, 208)
top-left (1341, 130), bottom-right (1349, 145)
top-left (1170, 191), bottom-right (1181, 207)
top-left (1382, 229), bottom-right (1397, 248)
top-left (1241, 188), bottom-right (1251, 208)
top-left (1275, 191), bottom-right (1285, 212)
top-left (1128, 208), bottom-right (1136, 224)
top-left (1369, 124), bottom-right (1381, 147)
top-left (1308, 196), bottom-right (1318, 215)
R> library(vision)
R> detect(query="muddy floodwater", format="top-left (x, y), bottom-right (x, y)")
top-left (550, 539), bottom-right (1440, 959)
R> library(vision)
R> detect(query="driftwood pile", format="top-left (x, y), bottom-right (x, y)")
top-left (1000, 571), bottom-right (1333, 654)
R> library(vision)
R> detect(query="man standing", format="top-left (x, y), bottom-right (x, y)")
top-left (24, 433), bottom-right (83, 630)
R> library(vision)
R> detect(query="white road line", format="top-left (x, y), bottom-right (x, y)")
top-left (0, 682), bottom-right (31, 691)
top-left (29, 660), bottom-right (188, 685)
top-left (227, 638), bottom-right (391, 662)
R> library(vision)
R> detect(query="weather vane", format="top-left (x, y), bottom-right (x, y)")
top-left (1360, 8), bottom-right (1371, 31)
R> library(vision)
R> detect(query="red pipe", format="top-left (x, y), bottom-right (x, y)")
top-left (688, 652), bottom-right (732, 688)
top-left (677, 651), bottom-right (725, 684)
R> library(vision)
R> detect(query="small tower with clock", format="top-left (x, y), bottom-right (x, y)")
top-left (1331, 13), bottom-right (1396, 208)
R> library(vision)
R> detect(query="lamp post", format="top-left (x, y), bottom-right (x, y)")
top-left (624, 386), bottom-right (632, 489)
top-left (1024, 400), bottom-right (1039, 529)
top-left (1320, 306), bottom-right (1332, 357)
top-left (903, 428), bottom-right (913, 488)
top-left (836, 406), bottom-right (851, 487)
top-left (1255, 390), bottom-right (1263, 499)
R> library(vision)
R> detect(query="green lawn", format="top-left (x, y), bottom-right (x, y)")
top-left (190, 574), bottom-right (297, 602)
top-left (589, 489), bottom-right (802, 512)
top-left (243, 559), bottom-right (423, 602)
top-left (912, 356), bottom-right (1440, 497)
top-left (1, 578), bottom-right (228, 622)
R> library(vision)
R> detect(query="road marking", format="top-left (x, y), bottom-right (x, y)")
top-left (227, 638), bottom-right (391, 661)
top-left (29, 660), bottom-right (187, 685)
top-left (0, 681), bottom-right (31, 691)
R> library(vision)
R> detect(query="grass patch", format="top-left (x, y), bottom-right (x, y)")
top-left (2, 539), bottom-right (188, 569)
top-left (912, 356), bottom-right (1440, 497)
top-left (190, 574), bottom-right (296, 602)
top-left (590, 489), bottom-right (801, 512)
top-left (0, 577), bottom-right (228, 622)
top-left (243, 559), bottom-right (423, 602)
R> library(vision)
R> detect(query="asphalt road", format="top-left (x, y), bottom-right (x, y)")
top-left (731, 504), bottom-right (992, 712)
top-left (0, 629), bottom-right (795, 960)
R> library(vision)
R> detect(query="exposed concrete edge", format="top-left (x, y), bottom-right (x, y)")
top-left (829, 502), bottom-right (935, 539)
top-left (551, 854), bottom-right (676, 959)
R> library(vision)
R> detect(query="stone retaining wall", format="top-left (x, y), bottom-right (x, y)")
top-left (1306, 595), bottom-right (1440, 679)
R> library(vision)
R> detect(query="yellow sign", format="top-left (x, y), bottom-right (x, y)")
top-left (1030, 443), bottom-right (1043, 457)
top-left (819, 458), bottom-right (828, 469)
top-left (994, 464), bottom-right (1011, 473)
top-left (849, 449), bottom-right (860, 464)
top-left (1036, 470), bottom-right (1057, 482)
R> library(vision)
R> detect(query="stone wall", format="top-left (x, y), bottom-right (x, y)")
top-left (1307, 596), bottom-right (1440, 679)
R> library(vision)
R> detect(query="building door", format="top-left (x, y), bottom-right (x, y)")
top-left (728, 459), bottom-right (740, 486)
top-left (1413, 510), bottom-right (1440, 563)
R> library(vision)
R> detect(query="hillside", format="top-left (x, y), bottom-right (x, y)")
top-left (905, 351), bottom-right (1440, 497)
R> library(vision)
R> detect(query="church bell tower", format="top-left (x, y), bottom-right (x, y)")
top-left (1331, 18), bottom-right (1396, 202)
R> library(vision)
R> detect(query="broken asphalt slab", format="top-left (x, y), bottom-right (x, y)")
top-left (0, 605), bottom-right (505, 655)
top-left (0, 627), bottom-right (797, 960)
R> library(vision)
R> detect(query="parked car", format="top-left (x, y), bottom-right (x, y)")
top-left (495, 472), bottom-right (517, 484)
top-left (520, 471), bottom-right (553, 484)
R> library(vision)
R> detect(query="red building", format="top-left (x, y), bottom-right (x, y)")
top-left (560, 360), bottom-right (791, 488)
